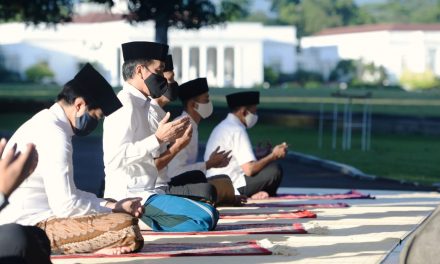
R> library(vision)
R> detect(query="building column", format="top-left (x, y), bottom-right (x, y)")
top-left (234, 45), bottom-right (242, 88)
top-left (181, 45), bottom-right (190, 83)
top-left (199, 46), bottom-right (207, 78)
top-left (216, 45), bottom-right (224, 88)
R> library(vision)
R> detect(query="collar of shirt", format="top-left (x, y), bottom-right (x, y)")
top-left (50, 103), bottom-right (74, 137)
top-left (150, 97), bottom-right (160, 108)
top-left (123, 82), bottom-right (150, 108)
top-left (226, 113), bottom-right (245, 129)
top-left (181, 111), bottom-right (198, 129)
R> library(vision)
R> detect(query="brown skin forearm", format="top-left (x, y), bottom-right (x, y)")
top-left (242, 153), bottom-right (276, 177)
top-left (154, 144), bottom-right (180, 171)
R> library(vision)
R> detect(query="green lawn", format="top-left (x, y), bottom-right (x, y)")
top-left (1, 84), bottom-right (439, 186)
top-left (2, 83), bottom-right (440, 117)
top-left (198, 121), bottom-right (440, 186)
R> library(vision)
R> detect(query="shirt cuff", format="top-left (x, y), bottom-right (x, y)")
top-left (98, 199), bottom-right (113, 213)
top-left (198, 162), bottom-right (207, 174)
top-left (141, 134), bottom-right (160, 153)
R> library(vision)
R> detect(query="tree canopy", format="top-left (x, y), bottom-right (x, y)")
top-left (362, 0), bottom-right (440, 24)
top-left (0, 0), bottom-right (73, 24)
top-left (0, 0), bottom-right (249, 44)
top-left (270, 0), bottom-right (373, 42)
top-left (91, 0), bottom-right (249, 44)
top-left (1, 0), bottom-right (440, 44)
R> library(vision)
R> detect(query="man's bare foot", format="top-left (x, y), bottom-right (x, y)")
top-left (251, 191), bottom-right (269, 200)
top-left (94, 246), bottom-right (133, 255)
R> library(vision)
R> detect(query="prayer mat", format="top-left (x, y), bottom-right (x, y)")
top-left (261, 190), bottom-right (374, 200)
top-left (141, 223), bottom-right (307, 236)
top-left (244, 202), bottom-right (350, 208)
top-left (51, 240), bottom-right (271, 259)
top-left (220, 209), bottom-right (317, 220)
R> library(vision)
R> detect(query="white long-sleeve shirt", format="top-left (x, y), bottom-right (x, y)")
top-left (167, 112), bottom-right (206, 179)
top-left (0, 103), bottom-right (111, 226)
top-left (204, 113), bottom-right (256, 194)
top-left (148, 99), bottom-right (170, 187)
top-left (103, 83), bottom-right (164, 203)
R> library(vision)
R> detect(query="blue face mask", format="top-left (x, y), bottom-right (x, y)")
top-left (73, 111), bottom-right (98, 137)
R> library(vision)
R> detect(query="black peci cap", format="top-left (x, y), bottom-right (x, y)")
top-left (226, 91), bottom-right (260, 109)
top-left (178, 78), bottom-right (209, 102)
top-left (121, 41), bottom-right (169, 62)
top-left (73, 63), bottom-right (122, 116)
top-left (164, 54), bottom-right (174, 72)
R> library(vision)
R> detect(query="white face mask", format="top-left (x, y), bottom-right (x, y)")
top-left (245, 111), bottom-right (258, 128)
top-left (195, 100), bottom-right (213, 119)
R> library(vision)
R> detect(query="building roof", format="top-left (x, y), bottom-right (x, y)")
top-left (316, 23), bottom-right (440, 36)
top-left (72, 12), bottom-right (123, 23)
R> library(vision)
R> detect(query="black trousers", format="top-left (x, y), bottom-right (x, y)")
top-left (238, 162), bottom-right (283, 197)
top-left (164, 170), bottom-right (217, 203)
top-left (0, 223), bottom-right (52, 264)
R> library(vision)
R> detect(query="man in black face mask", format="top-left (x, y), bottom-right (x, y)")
top-left (103, 42), bottom-right (219, 232)
top-left (147, 56), bottom-right (217, 204)
top-left (0, 63), bottom-right (146, 255)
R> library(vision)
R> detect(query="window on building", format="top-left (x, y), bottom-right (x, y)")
top-left (427, 48), bottom-right (437, 72)
top-left (171, 47), bottom-right (182, 80)
top-left (189, 47), bottom-right (199, 79)
top-left (224, 47), bottom-right (234, 87)
top-left (401, 55), bottom-right (407, 71)
top-left (207, 47), bottom-right (217, 84)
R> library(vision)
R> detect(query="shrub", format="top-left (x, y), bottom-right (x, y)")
top-left (0, 67), bottom-right (21, 83)
top-left (329, 59), bottom-right (356, 83)
top-left (304, 81), bottom-right (322, 89)
top-left (264, 66), bottom-right (280, 85)
top-left (25, 61), bottom-right (54, 83)
top-left (399, 70), bottom-right (440, 90)
top-left (329, 59), bottom-right (388, 87)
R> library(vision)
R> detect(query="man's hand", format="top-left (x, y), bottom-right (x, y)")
top-left (271, 142), bottom-right (288, 160)
top-left (250, 191), bottom-right (269, 200)
top-left (155, 113), bottom-right (190, 144)
top-left (206, 146), bottom-right (232, 170)
top-left (0, 138), bottom-right (38, 197)
top-left (112, 197), bottom-right (144, 217)
top-left (163, 71), bottom-right (175, 83)
top-left (173, 124), bottom-right (193, 151)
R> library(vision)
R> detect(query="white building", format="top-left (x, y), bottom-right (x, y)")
top-left (0, 13), bottom-right (297, 88)
top-left (300, 24), bottom-right (440, 83)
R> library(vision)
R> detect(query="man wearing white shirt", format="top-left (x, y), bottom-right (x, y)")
top-left (148, 58), bottom-right (217, 203)
top-left (103, 42), bottom-right (219, 232)
top-left (0, 64), bottom-right (144, 255)
top-left (0, 138), bottom-right (52, 263)
top-left (167, 78), bottom-right (237, 204)
top-left (204, 91), bottom-right (288, 200)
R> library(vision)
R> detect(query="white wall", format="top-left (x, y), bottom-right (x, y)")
top-left (302, 29), bottom-right (440, 84)
top-left (0, 21), bottom-right (296, 88)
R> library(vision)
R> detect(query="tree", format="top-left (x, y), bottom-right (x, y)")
top-left (93, 0), bottom-right (250, 44)
top-left (0, 0), bottom-right (73, 24)
top-left (0, 1), bottom-right (249, 45)
top-left (360, 0), bottom-right (440, 24)
top-left (271, 0), bottom-right (374, 48)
